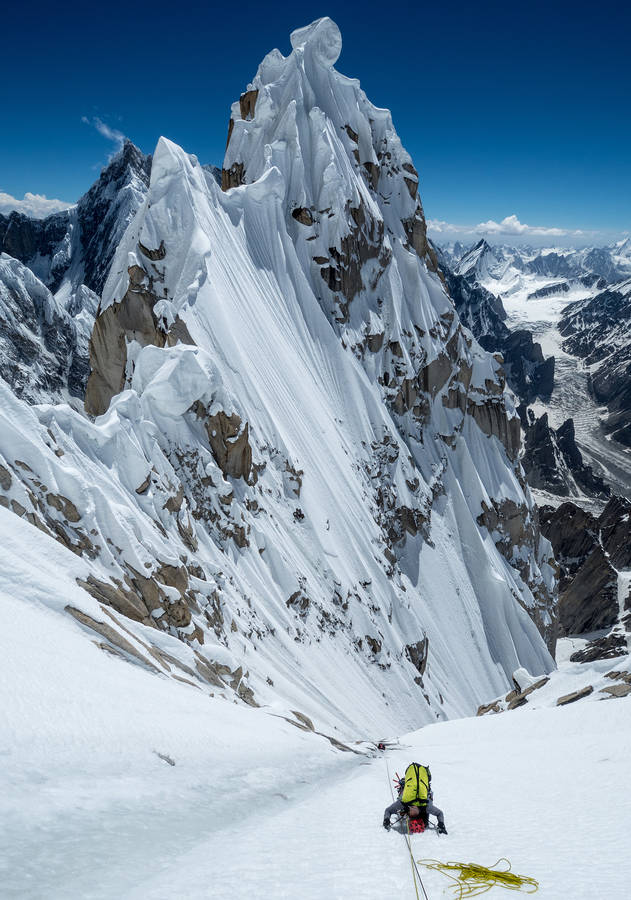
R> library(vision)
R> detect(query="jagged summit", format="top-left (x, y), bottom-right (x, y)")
top-left (0, 140), bottom-right (150, 297)
top-left (77, 139), bottom-right (151, 296)
top-left (221, 15), bottom-right (440, 306)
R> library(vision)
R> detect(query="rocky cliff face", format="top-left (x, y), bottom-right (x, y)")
top-left (540, 497), bottom-right (631, 662)
top-left (560, 278), bottom-right (631, 448)
top-left (0, 254), bottom-right (87, 401)
top-left (521, 412), bottom-right (610, 499)
top-left (1, 19), bottom-right (557, 736)
top-left (0, 209), bottom-right (73, 292)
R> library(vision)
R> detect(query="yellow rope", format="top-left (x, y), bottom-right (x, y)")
top-left (417, 858), bottom-right (538, 898)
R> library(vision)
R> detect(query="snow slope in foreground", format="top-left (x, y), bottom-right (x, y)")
top-left (0, 507), bottom-right (359, 898)
top-left (2, 515), bottom-right (628, 899)
top-left (191, 699), bottom-right (630, 900)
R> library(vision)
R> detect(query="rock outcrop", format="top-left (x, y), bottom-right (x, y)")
top-left (540, 498), bottom-right (631, 661)
top-left (521, 412), bottom-right (610, 499)
top-left (85, 243), bottom-right (194, 416)
top-left (477, 664), bottom-right (631, 716)
top-left (560, 278), bottom-right (631, 448)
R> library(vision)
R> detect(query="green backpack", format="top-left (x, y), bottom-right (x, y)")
top-left (401, 762), bottom-right (431, 806)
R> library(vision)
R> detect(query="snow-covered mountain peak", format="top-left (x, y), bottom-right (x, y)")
top-left (0, 139), bottom-right (151, 401)
top-left (1, 21), bottom-right (560, 743)
top-left (77, 139), bottom-right (151, 297)
top-left (456, 238), bottom-right (502, 280)
top-left (222, 17), bottom-right (439, 307)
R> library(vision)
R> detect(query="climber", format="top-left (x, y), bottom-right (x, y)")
top-left (383, 762), bottom-right (448, 834)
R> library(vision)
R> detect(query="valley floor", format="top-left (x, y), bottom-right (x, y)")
top-left (2, 575), bottom-right (630, 899)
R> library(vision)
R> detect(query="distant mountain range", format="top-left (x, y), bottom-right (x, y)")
top-left (0, 141), bottom-right (151, 403)
top-left (560, 277), bottom-right (631, 448)
top-left (441, 237), bottom-right (631, 289)
top-left (437, 237), bottom-right (631, 497)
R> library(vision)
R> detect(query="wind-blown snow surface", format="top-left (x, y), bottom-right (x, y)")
top-left (2, 523), bottom-right (628, 898)
top-left (100, 128), bottom-right (552, 706)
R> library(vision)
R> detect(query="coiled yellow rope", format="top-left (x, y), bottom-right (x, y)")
top-left (417, 858), bottom-right (538, 897)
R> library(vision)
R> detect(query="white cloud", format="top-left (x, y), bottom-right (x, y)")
top-left (427, 214), bottom-right (599, 247)
top-left (0, 191), bottom-right (74, 219)
top-left (476, 214), bottom-right (583, 237)
top-left (82, 115), bottom-right (127, 158)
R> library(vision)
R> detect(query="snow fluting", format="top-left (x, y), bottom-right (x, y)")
top-left (3, 19), bottom-right (556, 740)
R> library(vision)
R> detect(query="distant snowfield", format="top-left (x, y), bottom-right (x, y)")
top-left (2, 525), bottom-right (629, 899)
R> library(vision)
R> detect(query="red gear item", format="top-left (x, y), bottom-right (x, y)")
top-left (408, 817), bottom-right (425, 834)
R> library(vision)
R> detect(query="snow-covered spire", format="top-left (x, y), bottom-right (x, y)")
top-left (222, 16), bottom-right (441, 334)
top-left (79, 18), bottom-right (557, 737)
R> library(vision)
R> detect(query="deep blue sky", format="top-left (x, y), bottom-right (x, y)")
top-left (2, 0), bottom-right (629, 237)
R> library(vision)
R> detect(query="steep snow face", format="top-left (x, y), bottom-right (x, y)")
top-left (5, 20), bottom-right (557, 736)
